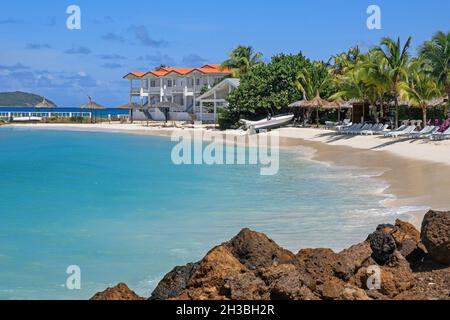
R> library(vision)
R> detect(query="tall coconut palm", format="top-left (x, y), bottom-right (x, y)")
top-left (361, 50), bottom-right (393, 118)
top-left (330, 46), bottom-right (361, 76)
top-left (400, 59), bottom-right (442, 124)
top-left (420, 31), bottom-right (450, 115)
top-left (295, 61), bottom-right (332, 125)
top-left (296, 61), bottom-right (332, 100)
top-left (375, 36), bottom-right (412, 128)
top-left (221, 46), bottom-right (263, 78)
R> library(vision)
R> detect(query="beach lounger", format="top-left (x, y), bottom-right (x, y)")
top-left (342, 123), bottom-right (362, 134)
top-left (350, 123), bottom-right (371, 135)
top-left (390, 125), bottom-right (417, 138)
top-left (360, 124), bottom-right (380, 135)
top-left (336, 122), bottom-right (352, 132)
top-left (383, 124), bottom-right (407, 137)
top-left (409, 126), bottom-right (439, 139)
top-left (431, 127), bottom-right (450, 140)
top-left (362, 124), bottom-right (389, 135)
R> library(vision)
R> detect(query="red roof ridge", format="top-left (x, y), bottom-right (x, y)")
top-left (124, 64), bottom-right (232, 78)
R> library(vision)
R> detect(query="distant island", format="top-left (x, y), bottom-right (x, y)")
top-left (0, 91), bottom-right (57, 107)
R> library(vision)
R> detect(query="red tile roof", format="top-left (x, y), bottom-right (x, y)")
top-left (124, 64), bottom-right (232, 79)
top-left (123, 72), bottom-right (146, 78)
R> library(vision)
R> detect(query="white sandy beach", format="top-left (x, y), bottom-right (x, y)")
top-left (4, 122), bottom-right (450, 228)
top-left (6, 122), bottom-right (450, 165)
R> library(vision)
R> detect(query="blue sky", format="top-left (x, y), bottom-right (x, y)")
top-left (0, 0), bottom-right (448, 106)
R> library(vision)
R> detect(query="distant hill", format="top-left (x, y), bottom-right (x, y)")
top-left (0, 91), bottom-right (57, 107)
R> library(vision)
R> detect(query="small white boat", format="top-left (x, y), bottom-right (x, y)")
top-left (12, 116), bottom-right (43, 122)
top-left (240, 114), bottom-right (294, 131)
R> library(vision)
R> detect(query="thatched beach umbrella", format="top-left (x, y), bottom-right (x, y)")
top-left (298, 94), bottom-right (336, 127)
top-left (81, 97), bottom-right (106, 123)
top-left (427, 97), bottom-right (447, 108)
top-left (327, 98), bottom-right (352, 122)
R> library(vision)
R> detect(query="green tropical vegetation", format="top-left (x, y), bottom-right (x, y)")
top-left (219, 32), bottom-right (449, 129)
top-left (220, 53), bottom-right (309, 129)
top-left (419, 31), bottom-right (450, 115)
top-left (221, 45), bottom-right (263, 78)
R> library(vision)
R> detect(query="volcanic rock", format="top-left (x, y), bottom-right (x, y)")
top-left (90, 283), bottom-right (144, 300)
top-left (421, 210), bottom-right (450, 265)
top-left (367, 224), bottom-right (397, 265)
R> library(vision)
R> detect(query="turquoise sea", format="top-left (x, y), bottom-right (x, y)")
top-left (0, 127), bottom-right (422, 299)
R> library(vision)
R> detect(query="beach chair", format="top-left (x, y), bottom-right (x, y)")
top-left (362, 123), bottom-right (388, 135)
top-left (431, 126), bottom-right (450, 140)
top-left (343, 123), bottom-right (362, 135)
top-left (350, 123), bottom-right (371, 135)
top-left (383, 124), bottom-right (407, 137)
top-left (409, 126), bottom-right (439, 139)
top-left (360, 123), bottom-right (379, 135)
top-left (336, 122), bottom-right (352, 132)
top-left (390, 125), bottom-right (417, 138)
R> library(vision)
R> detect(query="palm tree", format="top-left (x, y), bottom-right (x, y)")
top-left (361, 50), bottom-right (393, 119)
top-left (330, 46), bottom-right (361, 76)
top-left (400, 59), bottom-right (442, 124)
top-left (296, 61), bottom-right (332, 100)
top-left (296, 61), bottom-right (332, 125)
top-left (419, 31), bottom-right (450, 115)
top-left (375, 36), bottom-right (412, 128)
top-left (221, 46), bottom-right (263, 77)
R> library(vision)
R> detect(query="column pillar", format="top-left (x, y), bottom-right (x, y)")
top-left (200, 100), bottom-right (203, 122)
top-left (160, 78), bottom-right (164, 102)
top-left (129, 79), bottom-right (133, 123)
top-left (213, 91), bottom-right (217, 127)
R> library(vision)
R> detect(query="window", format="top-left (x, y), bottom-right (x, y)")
top-left (150, 80), bottom-right (156, 87)
top-left (196, 78), bottom-right (201, 86)
top-left (167, 79), bottom-right (173, 87)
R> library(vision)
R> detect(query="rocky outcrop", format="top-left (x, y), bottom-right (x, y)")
top-left (150, 263), bottom-right (199, 300)
top-left (421, 210), bottom-right (450, 265)
top-left (367, 224), bottom-right (398, 265)
top-left (92, 212), bottom-right (450, 301)
top-left (90, 283), bottom-right (144, 300)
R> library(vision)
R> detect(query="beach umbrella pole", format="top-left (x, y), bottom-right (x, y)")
top-left (316, 108), bottom-right (319, 128)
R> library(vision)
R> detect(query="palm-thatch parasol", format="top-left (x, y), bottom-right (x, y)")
top-left (35, 98), bottom-right (56, 109)
top-left (389, 99), bottom-right (412, 107)
top-left (81, 97), bottom-right (106, 123)
top-left (327, 98), bottom-right (352, 122)
top-left (427, 97), bottom-right (447, 108)
top-left (296, 94), bottom-right (336, 127)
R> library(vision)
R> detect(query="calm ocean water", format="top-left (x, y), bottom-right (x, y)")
top-left (0, 107), bottom-right (127, 117)
top-left (0, 127), bottom-right (423, 299)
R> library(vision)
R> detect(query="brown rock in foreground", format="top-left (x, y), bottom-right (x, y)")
top-left (421, 210), bottom-right (450, 265)
top-left (93, 211), bottom-right (450, 301)
top-left (90, 283), bottom-right (144, 300)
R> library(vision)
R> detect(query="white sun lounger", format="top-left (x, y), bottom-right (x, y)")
top-left (409, 126), bottom-right (439, 139)
top-left (349, 123), bottom-right (371, 135)
top-left (362, 124), bottom-right (389, 135)
top-left (383, 124), bottom-right (407, 137)
top-left (430, 127), bottom-right (450, 140)
top-left (336, 122), bottom-right (353, 132)
top-left (342, 123), bottom-right (362, 134)
top-left (390, 126), bottom-right (417, 138)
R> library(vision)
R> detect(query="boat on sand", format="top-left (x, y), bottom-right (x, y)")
top-left (240, 114), bottom-right (294, 131)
